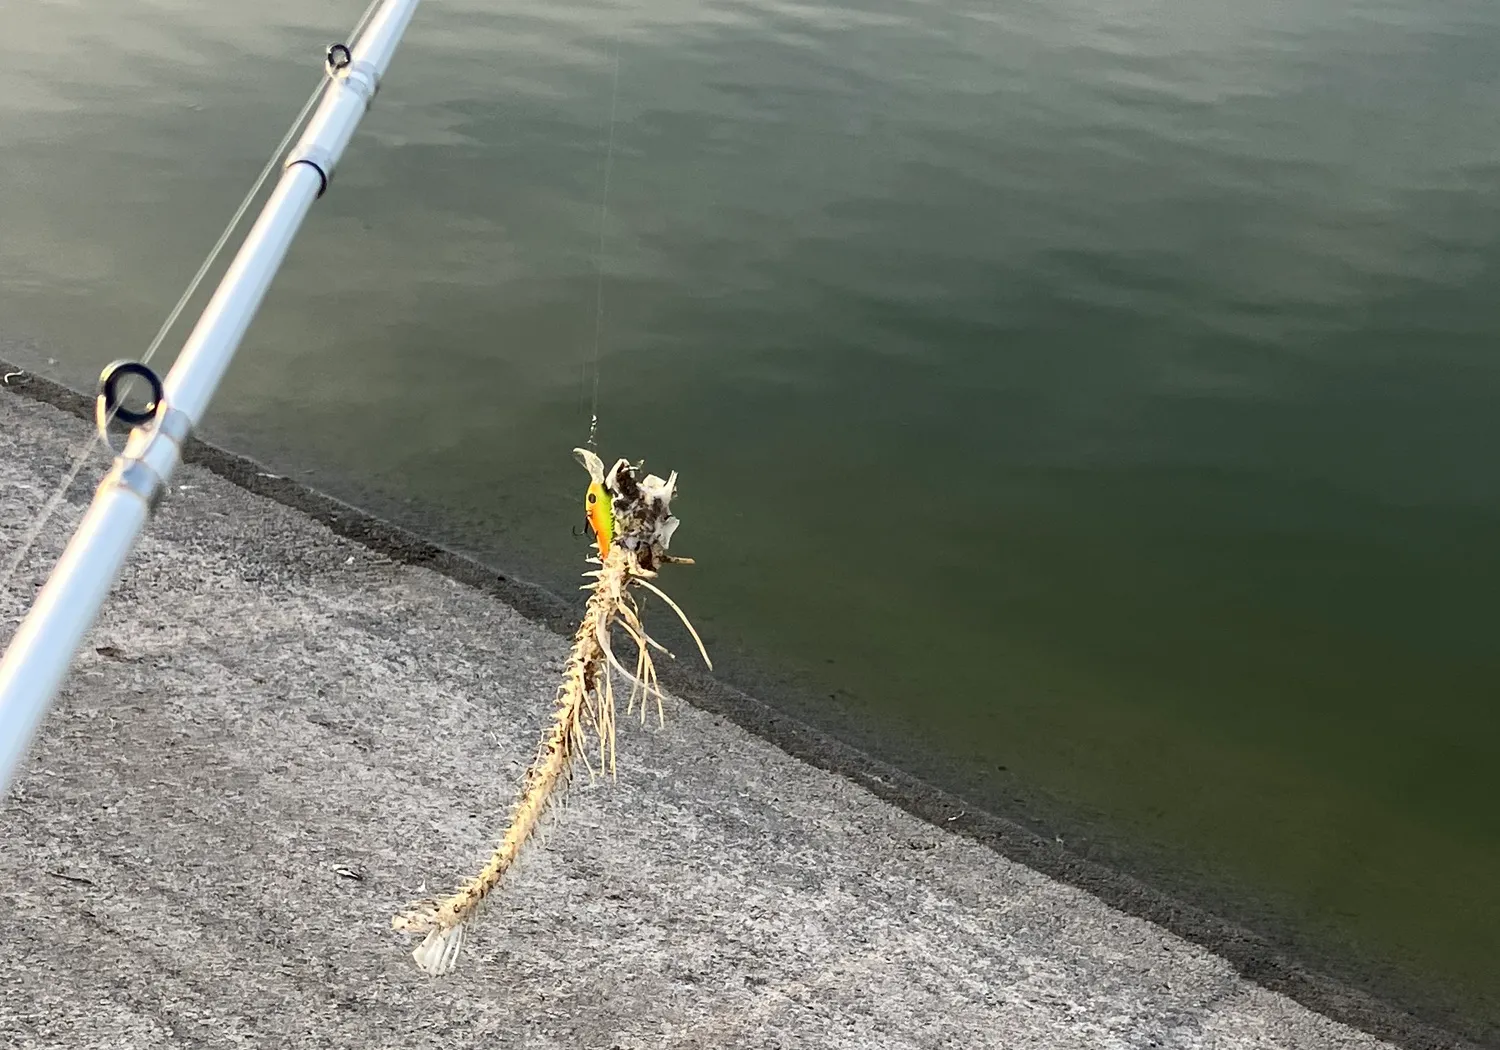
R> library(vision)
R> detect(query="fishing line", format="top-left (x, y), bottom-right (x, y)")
top-left (585, 16), bottom-right (625, 450)
top-left (0, 0), bottom-right (384, 599)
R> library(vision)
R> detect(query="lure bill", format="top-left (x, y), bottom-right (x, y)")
top-left (392, 449), bottom-right (710, 975)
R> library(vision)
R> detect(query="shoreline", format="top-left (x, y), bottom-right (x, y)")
top-left (0, 360), bottom-right (1484, 1050)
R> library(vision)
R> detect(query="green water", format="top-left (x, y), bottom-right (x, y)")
top-left (2, 0), bottom-right (1497, 1034)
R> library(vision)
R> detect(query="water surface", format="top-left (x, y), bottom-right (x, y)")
top-left (2, 0), bottom-right (1497, 1035)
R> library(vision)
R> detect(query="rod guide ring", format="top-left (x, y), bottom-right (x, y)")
top-left (96, 360), bottom-right (164, 428)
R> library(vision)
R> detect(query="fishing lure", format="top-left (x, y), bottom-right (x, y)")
top-left (393, 448), bottom-right (709, 975)
top-left (582, 468), bottom-right (614, 561)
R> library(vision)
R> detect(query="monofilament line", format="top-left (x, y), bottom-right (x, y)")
top-left (585, 21), bottom-right (625, 450)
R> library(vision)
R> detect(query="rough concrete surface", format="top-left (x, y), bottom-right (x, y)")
top-left (0, 388), bottom-right (1423, 1049)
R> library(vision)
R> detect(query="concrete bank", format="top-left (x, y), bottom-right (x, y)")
top-left (0, 383), bottom-right (1463, 1049)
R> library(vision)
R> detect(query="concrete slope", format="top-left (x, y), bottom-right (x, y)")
top-left (0, 389), bottom-right (1405, 1049)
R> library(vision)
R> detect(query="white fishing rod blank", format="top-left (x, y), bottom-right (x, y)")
top-left (0, 0), bottom-right (424, 794)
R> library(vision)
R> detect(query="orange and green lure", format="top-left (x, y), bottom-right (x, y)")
top-left (584, 479), bottom-right (613, 560)
top-left (576, 443), bottom-right (615, 560)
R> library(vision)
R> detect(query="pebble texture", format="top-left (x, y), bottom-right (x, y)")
top-left (0, 389), bottom-right (1408, 1049)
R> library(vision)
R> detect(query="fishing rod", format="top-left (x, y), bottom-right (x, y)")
top-left (0, 0), bottom-right (424, 794)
